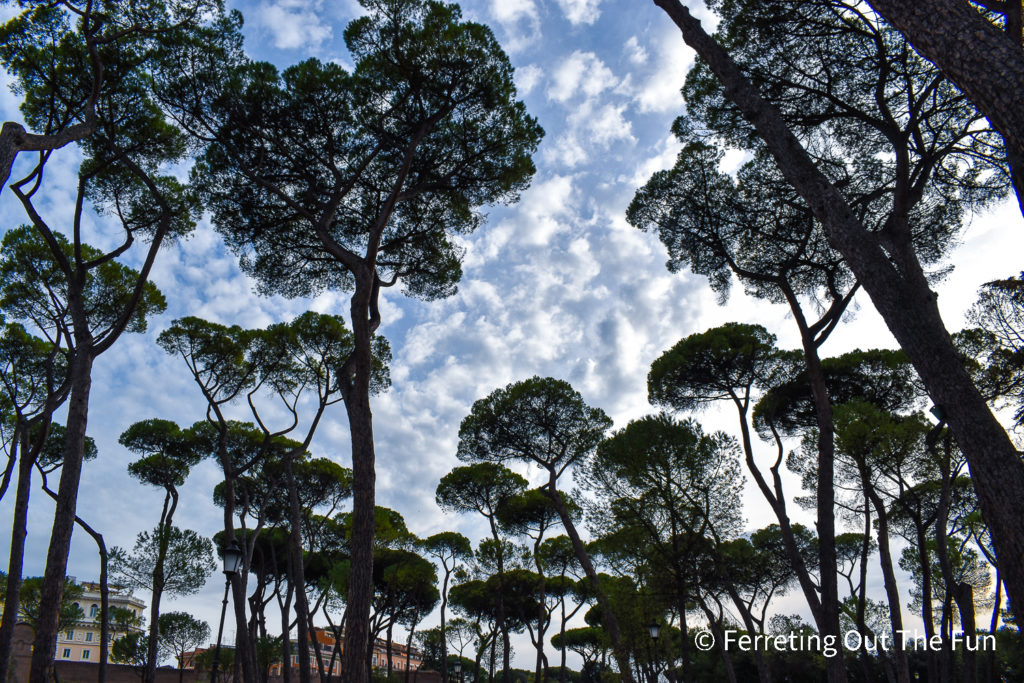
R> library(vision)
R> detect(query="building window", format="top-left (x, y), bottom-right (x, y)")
top-left (62, 649), bottom-right (71, 659)
top-left (83, 650), bottom-right (91, 660)
top-left (90, 604), bottom-right (99, 617)
top-left (86, 632), bottom-right (93, 642)
top-left (66, 630), bottom-right (74, 641)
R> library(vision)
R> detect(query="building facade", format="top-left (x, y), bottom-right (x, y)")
top-left (54, 580), bottom-right (146, 663)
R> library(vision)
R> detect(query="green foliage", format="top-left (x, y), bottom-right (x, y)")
top-left (436, 462), bottom-right (528, 518)
top-left (676, 0), bottom-right (1005, 258)
top-left (966, 273), bottom-right (1024, 427)
top-left (121, 418), bottom-right (201, 490)
top-left (158, 611), bottom-right (210, 667)
top-left (111, 631), bottom-right (149, 668)
top-left (110, 526), bottom-right (216, 597)
top-left (648, 323), bottom-right (794, 414)
top-left (421, 531), bottom-right (473, 564)
top-left (15, 576), bottom-right (84, 632)
top-left (0, 322), bottom-right (68, 422)
top-left (753, 348), bottom-right (919, 438)
top-left (458, 376), bottom-right (611, 477)
top-left (34, 422), bottom-right (98, 470)
top-left (165, 0), bottom-right (542, 301)
top-left (0, 226), bottom-right (167, 339)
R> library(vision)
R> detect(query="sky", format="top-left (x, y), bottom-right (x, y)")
top-left (2, 0), bottom-right (1023, 671)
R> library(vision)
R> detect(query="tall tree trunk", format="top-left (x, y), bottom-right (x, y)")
top-left (146, 490), bottom-right (177, 683)
top-left (0, 430), bottom-right (31, 679)
top-left (544, 473), bottom-right (636, 683)
top-left (340, 276), bottom-right (377, 683)
top-left (440, 569), bottom-right (450, 683)
top-left (864, 485), bottom-right (911, 683)
top-left (29, 347), bottom-right (94, 682)
top-left (284, 455), bottom-right (312, 683)
top-left (652, 0), bottom-right (1024, 626)
top-left (956, 582), bottom-right (978, 683)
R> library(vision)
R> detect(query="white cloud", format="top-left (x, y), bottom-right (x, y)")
top-left (488, 0), bottom-right (541, 52)
top-left (543, 100), bottom-right (635, 168)
top-left (547, 51), bottom-right (617, 103)
top-left (624, 35), bottom-right (648, 65)
top-left (515, 64), bottom-right (543, 96)
top-left (632, 27), bottom-right (694, 113)
top-left (554, 0), bottom-right (604, 25)
top-left (254, 0), bottom-right (333, 50)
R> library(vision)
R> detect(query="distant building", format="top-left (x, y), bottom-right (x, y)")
top-left (55, 580), bottom-right (147, 663)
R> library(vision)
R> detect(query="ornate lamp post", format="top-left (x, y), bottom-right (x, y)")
top-left (453, 659), bottom-right (462, 683)
top-left (648, 619), bottom-right (661, 682)
top-left (210, 539), bottom-right (243, 683)
top-left (648, 619), bottom-right (661, 641)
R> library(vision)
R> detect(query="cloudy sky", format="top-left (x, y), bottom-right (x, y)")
top-left (2, 0), bottom-right (1022, 668)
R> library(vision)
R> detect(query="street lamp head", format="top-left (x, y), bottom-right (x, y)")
top-left (453, 660), bottom-right (462, 674)
top-left (222, 539), bottom-right (243, 576)
top-left (648, 619), bottom-right (661, 641)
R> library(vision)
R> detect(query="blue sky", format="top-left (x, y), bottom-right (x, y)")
top-left (2, 0), bottom-right (1022, 668)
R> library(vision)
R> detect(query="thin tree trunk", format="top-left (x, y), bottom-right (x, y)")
top-left (864, 486), bottom-right (911, 683)
top-left (697, 600), bottom-right (737, 683)
top-left (0, 430), bottom-right (31, 679)
top-left (284, 455), bottom-right (312, 683)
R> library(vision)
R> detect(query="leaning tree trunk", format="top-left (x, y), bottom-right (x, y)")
top-left (29, 346), bottom-right (94, 683)
top-left (544, 472), bottom-right (637, 683)
top-left (651, 0), bottom-right (1024, 628)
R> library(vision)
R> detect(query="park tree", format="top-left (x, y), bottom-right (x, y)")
top-left (646, 323), bottom-right (836, 657)
top-left (158, 612), bottom-right (210, 683)
top-left (110, 526), bottom-right (216, 640)
top-left (119, 418), bottom-right (200, 683)
top-left (586, 413), bottom-right (745, 683)
top-left (643, 0), bottom-right (1024, 632)
top-left (497, 488), bottom-right (578, 681)
top-left (421, 531), bottom-right (473, 682)
top-left (436, 463), bottom-right (527, 681)
top-left (13, 576), bottom-right (85, 634)
top-left (456, 376), bottom-right (635, 681)
top-left (966, 274), bottom-right (1024, 428)
top-left (0, 0), bottom-right (229, 669)
top-left (156, 1), bottom-right (542, 677)
top-left (161, 311), bottom-right (381, 681)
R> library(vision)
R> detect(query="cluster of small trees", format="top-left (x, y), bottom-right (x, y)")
top-left (1, 0), bottom-right (1023, 682)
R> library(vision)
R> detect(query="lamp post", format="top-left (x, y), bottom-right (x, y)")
top-left (210, 539), bottom-right (243, 683)
top-left (648, 619), bottom-right (661, 682)
top-left (453, 660), bottom-right (462, 683)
